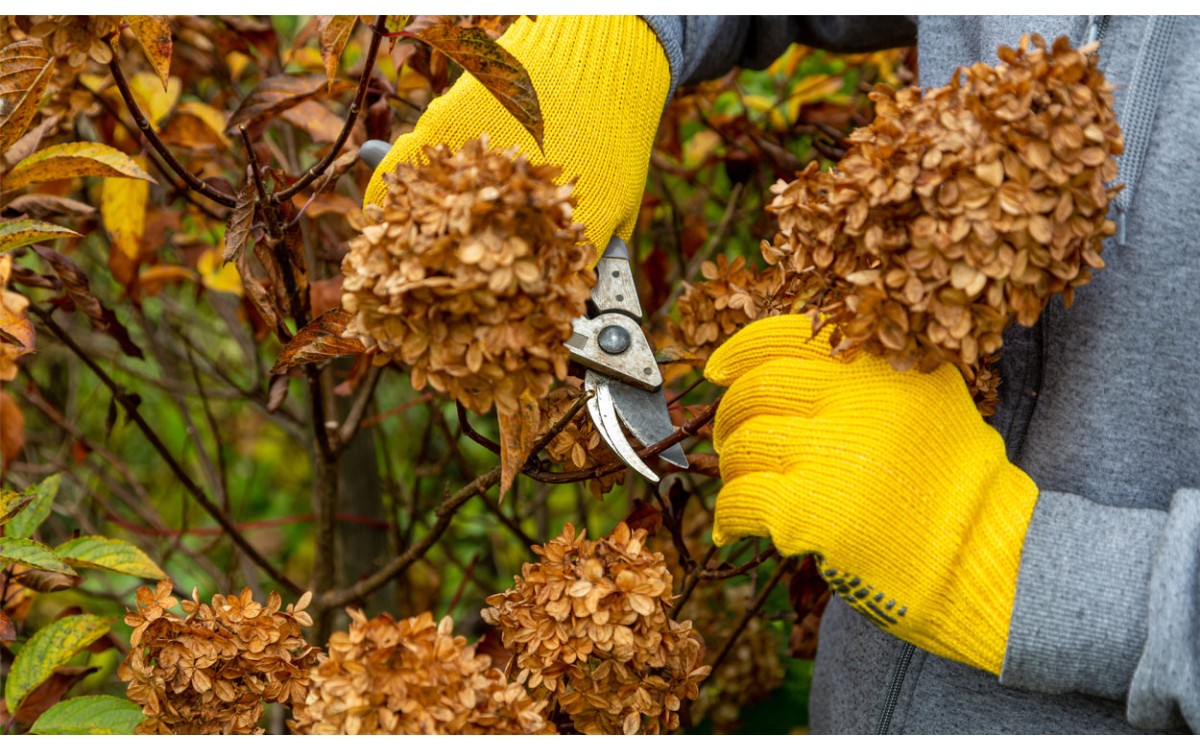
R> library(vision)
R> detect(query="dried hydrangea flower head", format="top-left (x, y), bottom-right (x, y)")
top-left (289, 610), bottom-right (553, 735)
top-left (667, 254), bottom-right (788, 360)
top-left (482, 522), bottom-right (711, 734)
top-left (14, 16), bottom-right (121, 69)
top-left (118, 581), bottom-right (317, 734)
top-left (764, 35), bottom-right (1122, 414)
top-left (0, 254), bottom-right (33, 381)
top-left (342, 136), bottom-right (596, 416)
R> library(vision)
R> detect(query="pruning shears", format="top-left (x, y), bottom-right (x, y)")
top-left (361, 140), bottom-right (687, 482)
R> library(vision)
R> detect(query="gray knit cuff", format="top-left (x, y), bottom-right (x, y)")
top-left (999, 491), bottom-right (1163, 701)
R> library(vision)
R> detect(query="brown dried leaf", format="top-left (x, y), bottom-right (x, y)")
top-left (223, 178), bottom-right (256, 264)
top-left (317, 16), bottom-right (356, 89)
top-left (1, 115), bottom-right (59, 172)
top-left (280, 99), bottom-right (347, 144)
top-left (270, 307), bottom-right (365, 375)
top-left (32, 246), bottom-right (144, 359)
top-left (0, 41), bottom-right (54, 154)
top-left (125, 16), bottom-right (173, 89)
top-left (401, 24), bottom-right (543, 149)
top-left (226, 74), bottom-right (353, 133)
top-left (13, 568), bottom-right (82, 593)
top-left (0, 610), bottom-right (14, 644)
top-left (497, 389), bottom-right (541, 500)
top-left (4, 195), bottom-right (95, 220)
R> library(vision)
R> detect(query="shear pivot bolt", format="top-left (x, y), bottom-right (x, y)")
top-left (598, 325), bottom-right (631, 354)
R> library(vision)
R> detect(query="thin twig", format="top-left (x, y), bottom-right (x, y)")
top-left (32, 306), bottom-right (302, 595)
top-left (445, 552), bottom-right (481, 616)
top-left (708, 558), bottom-right (793, 674)
top-left (669, 545), bottom-right (718, 619)
top-left (336, 366), bottom-right (382, 448)
top-left (107, 54), bottom-right (237, 208)
top-left (275, 16), bottom-right (387, 202)
top-left (319, 466), bottom-right (501, 609)
top-left (456, 401), bottom-right (500, 454)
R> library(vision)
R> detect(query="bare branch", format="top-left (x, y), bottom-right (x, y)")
top-left (31, 305), bottom-right (302, 596)
top-left (107, 54), bottom-right (237, 208)
top-left (274, 16), bottom-right (387, 202)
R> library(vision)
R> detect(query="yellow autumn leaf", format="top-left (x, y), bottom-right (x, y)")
top-left (128, 72), bottom-right (181, 127)
top-left (101, 161), bottom-right (149, 260)
top-left (682, 129), bottom-right (721, 168)
top-left (198, 246), bottom-right (243, 296)
top-left (174, 101), bottom-right (230, 145)
top-left (226, 51), bottom-right (252, 82)
top-left (5, 142), bottom-right (156, 190)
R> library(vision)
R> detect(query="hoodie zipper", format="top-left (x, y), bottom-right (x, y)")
top-left (874, 643), bottom-right (915, 734)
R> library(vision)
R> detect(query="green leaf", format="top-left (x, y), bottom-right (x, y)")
top-left (5, 615), bottom-right (110, 713)
top-left (55, 536), bottom-right (166, 580)
top-left (0, 538), bottom-right (75, 575)
top-left (4, 142), bottom-right (157, 191)
top-left (8, 473), bottom-right (60, 538)
top-left (0, 219), bottom-right (81, 252)
top-left (29, 695), bottom-right (144, 735)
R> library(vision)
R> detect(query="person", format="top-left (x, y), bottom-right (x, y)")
top-left (365, 16), bottom-right (1200, 733)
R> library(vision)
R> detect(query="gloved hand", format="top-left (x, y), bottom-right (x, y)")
top-left (706, 315), bottom-right (1039, 674)
top-left (363, 15), bottom-right (670, 258)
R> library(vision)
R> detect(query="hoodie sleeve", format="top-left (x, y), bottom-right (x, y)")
top-left (1000, 490), bottom-right (1200, 731)
top-left (641, 16), bottom-right (916, 96)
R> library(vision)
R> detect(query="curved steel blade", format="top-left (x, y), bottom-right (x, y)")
top-left (585, 371), bottom-right (660, 483)
top-left (608, 379), bottom-right (689, 469)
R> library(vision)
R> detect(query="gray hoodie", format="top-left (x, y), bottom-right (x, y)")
top-left (642, 15), bottom-right (1200, 733)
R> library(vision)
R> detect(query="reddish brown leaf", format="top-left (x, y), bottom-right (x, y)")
top-left (31, 246), bottom-right (144, 359)
top-left (125, 16), bottom-right (173, 89)
top-left (496, 389), bottom-right (541, 500)
top-left (226, 74), bottom-right (353, 133)
top-left (270, 307), bottom-right (365, 375)
top-left (0, 391), bottom-right (25, 469)
top-left (401, 24), bottom-right (543, 149)
top-left (12, 666), bottom-right (99, 727)
top-left (223, 178), bottom-right (257, 264)
top-left (317, 16), bottom-right (356, 89)
top-left (0, 610), bottom-right (14, 644)
top-left (308, 276), bottom-right (344, 319)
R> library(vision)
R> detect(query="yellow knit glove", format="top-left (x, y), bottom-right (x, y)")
top-left (364, 15), bottom-right (670, 259)
top-left (706, 316), bottom-right (1040, 674)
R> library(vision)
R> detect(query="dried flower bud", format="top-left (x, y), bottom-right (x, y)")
top-left (290, 610), bottom-right (553, 735)
top-left (483, 522), bottom-right (711, 734)
top-left (342, 136), bottom-right (596, 416)
top-left (118, 581), bottom-right (316, 735)
top-left (764, 36), bottom-right (1122, 415)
